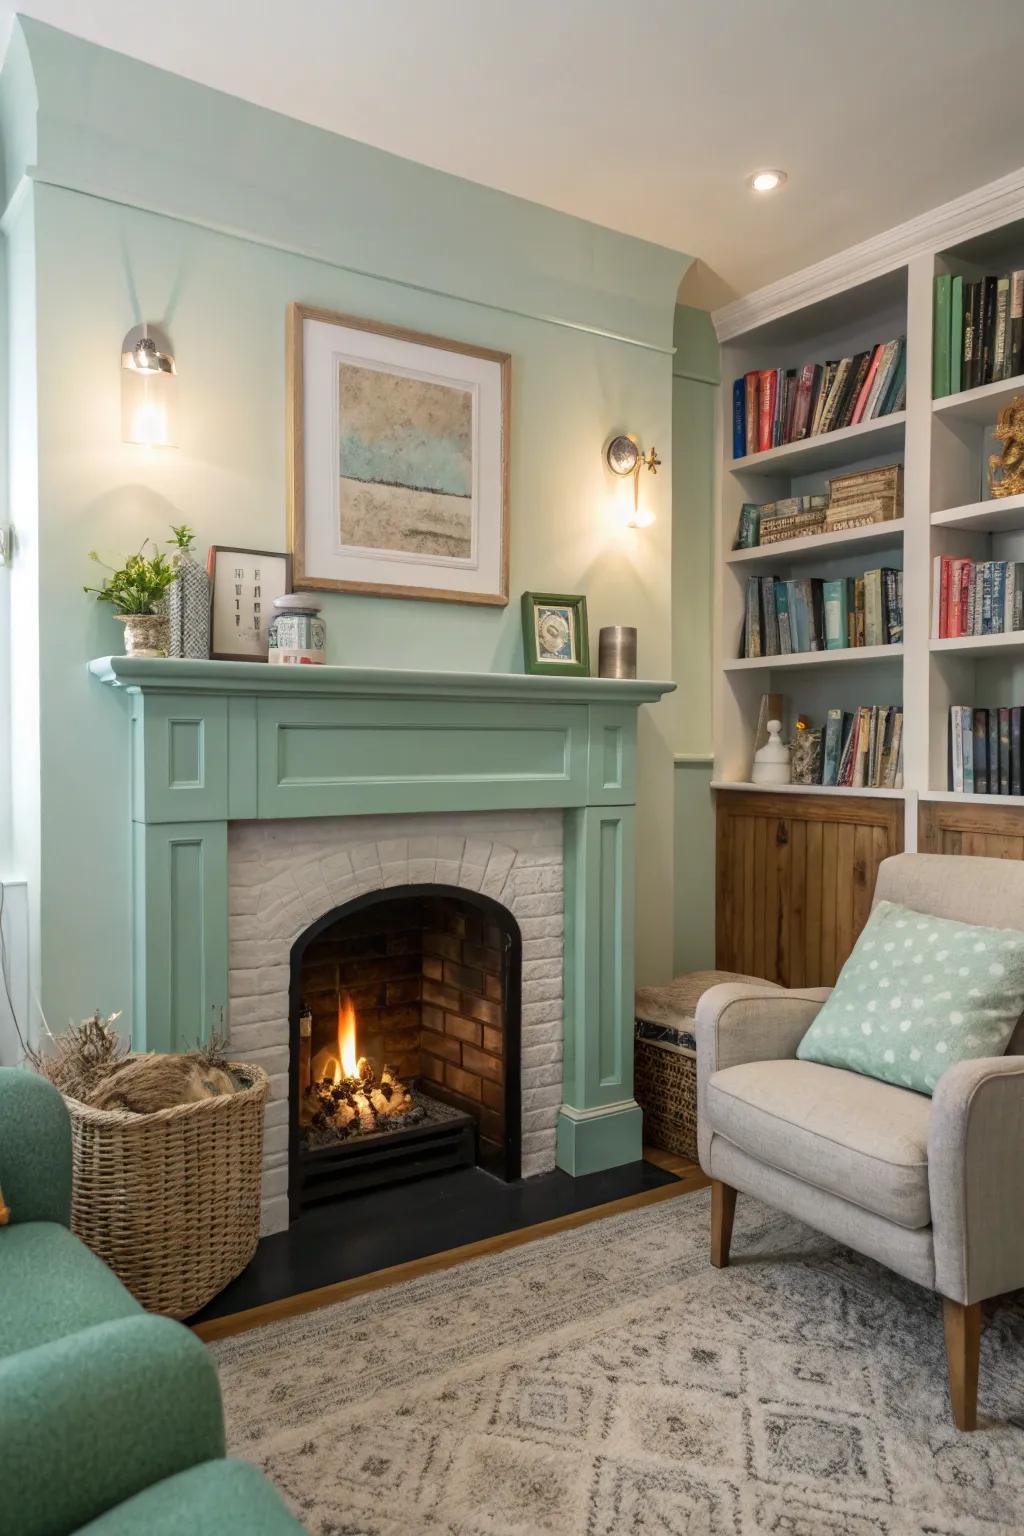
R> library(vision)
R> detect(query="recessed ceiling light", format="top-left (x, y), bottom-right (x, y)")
top-left (748, 169), bottom-right (787, 194)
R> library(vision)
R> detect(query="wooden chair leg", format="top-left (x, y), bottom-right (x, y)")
top-left (710, 1180), bottom-right (737, 1269)
top-left (943, 1297), bottom-right (982, 1432)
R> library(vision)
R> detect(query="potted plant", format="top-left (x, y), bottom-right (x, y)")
top-left (84, 542), bottom-right (178, 657)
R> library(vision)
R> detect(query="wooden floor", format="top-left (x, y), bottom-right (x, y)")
top-left (193, 1150), bottom-right (707, 1343)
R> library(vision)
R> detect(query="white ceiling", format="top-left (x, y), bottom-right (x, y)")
top-left (3, 0), bottom-right (1024, 303)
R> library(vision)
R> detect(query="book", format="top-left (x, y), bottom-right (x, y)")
top-left (1010, 271), bottom-right (1024, 379)
top-left (744, 577), bottom-right (761, 657)
top-left (822, 708), bottom-right (845, 786)
top-left (810, 361), bottom-right (838, 436)
top-left (775, 581), bottom-right (792, 653)
top-left (962, 280), bottom-right (977, 390)
top-left (863, 569), bottom-right (885, 647)
top-left (851, 344), bottom-right (883, 425)
top-left (823, 579), bottom-right (848, 650)
top-left (818, 357), bottom-right (853, 434)
top-left (1013, 708), bottom-right (1022, 795)
top-left (744, 372), bottom-right (758, 454)
top-left (1000, 707), bottom-right (1012, 794)
top-left (760, 575), bottom-right (780, 654)
top-left (950, 705), bottom-right (965, 792)
top-left (950, 274), bottom-right (963, 395)
top-left (757, 369), bottom-right (776, 452)
top-left (994, 276), bottom-right (1010, 381)
top-left (981, 275), bottom-right (998, 384)
top-left (967, 280), bottom-right (983, 390)
top-left (989, 708), bottom-right (999, 792)
top-left (933, 273), bottom-right (951, 398)
top-left (790, 363), bottom-right (820, 441)
top-left (835, 351), bottom-right (871, 430)
top-left (732, 378), bottom-right (746, 457)
top-left (962, 708), bottom-right (975, 793)
top-left (973, 708), bottom-right (989, 794)
top-left (864, 338), bottom-right (899, 419)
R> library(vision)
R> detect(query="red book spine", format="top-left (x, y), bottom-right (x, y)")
top-left (790, 363), bottom-right (815, 440)
top-left (950, 561), bottom-right (962, 638)
top-left (744, 372), bottom-right (758, 453)
top-left (758, 369), bottom-right (776, 452)
top-left (851, 345), bottom-right (883, 426)
top-left (939, 557), bottom-right (950, 637)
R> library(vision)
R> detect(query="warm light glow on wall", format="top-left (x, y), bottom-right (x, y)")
top-left (121, 328), bottom-right (177, 446)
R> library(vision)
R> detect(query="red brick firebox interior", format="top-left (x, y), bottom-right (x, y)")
top-left (300, 895), bottom-right (513, 1167)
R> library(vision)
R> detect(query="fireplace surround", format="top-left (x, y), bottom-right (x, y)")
top-left (91, 657), bottom-right (673, 1235)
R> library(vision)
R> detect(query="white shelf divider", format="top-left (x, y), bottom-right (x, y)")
top-left (930, 633), bottom-right (1024, 659)
top-left (728, 412), bottom-right (906, 477)
top-left (932, 372), bottom-right (1024, 426)
top-left (931, 493), bottom-right (1024, 534)
top-left (724, 644), bottom-right (902, 673)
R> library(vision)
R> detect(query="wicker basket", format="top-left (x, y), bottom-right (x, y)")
top-left (634, 1037), bottom-right (698, 1160)
top-left (65, 1062), bottom-right (269, 1319)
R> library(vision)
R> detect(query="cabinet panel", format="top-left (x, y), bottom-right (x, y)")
top-left (919, 800), bottom-right (1024, 859)
top-left (715, 792), bottom-right (904, 987)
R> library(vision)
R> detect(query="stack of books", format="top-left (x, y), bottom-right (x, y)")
top-left (732, 339), bottom-right (905, 458)
top-left (742, 568), bottom-right (903, 657)
top-left (932, 557), bottom-right (1024, 637)
top-left (933, 271), bottom-right (1024, 399)
top-left (949, 706), bottom-right (1023, 794)
top-left (823, 706), bottom-right (904, 788)
top-left (733, 464), bottom-right (903, 550)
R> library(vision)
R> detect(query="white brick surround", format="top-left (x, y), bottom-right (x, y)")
top-left (228, 810), bottom-right (566, 1234)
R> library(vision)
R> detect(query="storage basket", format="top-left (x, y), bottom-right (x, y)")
top-left (635, 969), bottom-right (777, 1162)
top-left (65, 1062), bottom-right (269, 1319)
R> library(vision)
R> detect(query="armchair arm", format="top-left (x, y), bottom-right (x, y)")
top-left (0, 1312), bottom-right (225, 1536)
top-left (0, 1067), bottom-right (72, 1225)
top-left (929, 1054), bottom-right (1024, 1305)
top-left (696, 984), bottom-right (832, 1168)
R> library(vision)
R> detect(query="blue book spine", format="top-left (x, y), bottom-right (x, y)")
top-left (994, 561), bottom-right (1008, 630)
top-left (733, 379), bottom-right (746, 458)
top-left (823, 579), bottom-right (848, 650)
top-left (774, 581), bottom-right (792, 654)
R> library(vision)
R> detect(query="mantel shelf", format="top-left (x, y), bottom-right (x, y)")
top-left (89, 656), bottom-right (675, 706)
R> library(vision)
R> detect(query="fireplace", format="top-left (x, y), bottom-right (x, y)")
top-left (288, 885), bottom-right (521, 1216)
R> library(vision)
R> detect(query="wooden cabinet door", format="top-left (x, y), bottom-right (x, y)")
top-left (919, 800), bottom-right (1024, 859)
top-left (715, 792), bottom-right (904, 988)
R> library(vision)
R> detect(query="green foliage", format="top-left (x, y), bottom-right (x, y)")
top-left (167, 523), bottom-right (196, 552)
top-left (83, 542), bottom-right (178, 614)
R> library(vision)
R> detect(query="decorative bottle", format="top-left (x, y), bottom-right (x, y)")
top-left (167, 524), bottom-right (211, 659)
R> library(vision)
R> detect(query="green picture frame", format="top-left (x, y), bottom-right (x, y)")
top-left (521, 591), bottom-right (590, 676)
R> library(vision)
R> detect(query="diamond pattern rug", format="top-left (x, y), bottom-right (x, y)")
top-left (211, 1190), bottom-right (1024, 1534)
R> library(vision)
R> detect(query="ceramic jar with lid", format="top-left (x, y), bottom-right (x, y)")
top-left (268, 593), bottom-right (327, 665)
top-left (751, 719), bottom-right (791, 785)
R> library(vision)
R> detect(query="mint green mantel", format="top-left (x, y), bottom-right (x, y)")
top-left (92, 658), bottom-right (674, 1175)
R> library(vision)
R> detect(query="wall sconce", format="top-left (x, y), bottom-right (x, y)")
top-left (606, 434), bottom-right (660, 527)
top-left (121, 325), bottom-right (177, 447)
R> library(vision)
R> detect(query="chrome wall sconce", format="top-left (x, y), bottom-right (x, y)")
top-left (121, 324), bottom-right (177, 447)
top-left (605, 434), bottom-right (660, 527)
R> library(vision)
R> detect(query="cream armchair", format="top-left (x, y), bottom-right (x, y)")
top-left (696, 852), bottom-right (1024, 1431)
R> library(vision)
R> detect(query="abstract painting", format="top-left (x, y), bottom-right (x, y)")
top-left (289, 305), bottom-right (510, 605)
top-left (337, 362), bottom-right (473, 560)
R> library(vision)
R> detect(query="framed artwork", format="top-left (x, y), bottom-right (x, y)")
top-left (208, 546), bottom-right (292, 661)
top-left (287, 303), bottom-right (510, 606)
top-left (521, 592), bottom-right (590, 677)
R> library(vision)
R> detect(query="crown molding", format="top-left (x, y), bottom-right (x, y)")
top-left (712, 165), bottom-right (1024, 343)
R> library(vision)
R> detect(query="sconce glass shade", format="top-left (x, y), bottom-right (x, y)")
top-left (121, 333), bottom-right (177, 446)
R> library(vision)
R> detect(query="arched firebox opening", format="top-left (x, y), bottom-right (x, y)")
top-left (288, 884), bottom-right (522, 1219)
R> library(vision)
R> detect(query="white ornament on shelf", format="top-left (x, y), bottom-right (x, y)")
top-left (751, 720), bottom-right (791, 785)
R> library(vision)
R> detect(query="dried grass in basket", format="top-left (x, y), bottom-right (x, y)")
top-left (65, 1062), bottom-right (269, 1319)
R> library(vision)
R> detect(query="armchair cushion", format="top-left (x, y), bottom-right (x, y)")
top-left (796, 900), bottom-right (1024, 1094)
top-left (706, 1058), bottom-right (932, 1229)
top-left (0, 1221), bottom-right (140, 1358)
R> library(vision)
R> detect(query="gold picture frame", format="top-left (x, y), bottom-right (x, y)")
top-left (287, 303), bottom-right (510, 605)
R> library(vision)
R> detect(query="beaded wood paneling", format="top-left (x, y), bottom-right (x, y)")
top-left (919, 800), bottom-right (1024, 859)
top-left (715, 792), bottom-right (904, 988)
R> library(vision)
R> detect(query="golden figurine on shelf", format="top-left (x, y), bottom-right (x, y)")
top-left (988, 394), bottom-right (1024, 498)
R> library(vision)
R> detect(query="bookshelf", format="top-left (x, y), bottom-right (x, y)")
top-left (712, 173), bottom-right (1024, 842)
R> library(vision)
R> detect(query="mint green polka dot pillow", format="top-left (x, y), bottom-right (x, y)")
top-left (797, 899), bottom-right (1024, 1095)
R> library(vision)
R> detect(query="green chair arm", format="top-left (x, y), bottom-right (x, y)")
top-left (0, 1312), bottom-right (226, 1536)
top-left (0, 1066), bottom-right (72, 1225)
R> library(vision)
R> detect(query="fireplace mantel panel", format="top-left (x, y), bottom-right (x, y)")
top-left (92, 657), bottom-right (674, 1177)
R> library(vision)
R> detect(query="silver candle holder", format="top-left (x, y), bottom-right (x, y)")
top-left (598, 626), bottom-right (637, 679)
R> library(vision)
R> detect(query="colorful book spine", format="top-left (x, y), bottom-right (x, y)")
top-left (732, 378), bottom-right (746, 457)
top-left (822, 708), bottom-right (844, 786)
top-left (823, 580), bottom-right (848, 650)
top-left (973, 709), bottom-right (989, 794)
top-left (757, 370), bottom-right (776, 453)
top-left (950, 274), bottom-right (963, 395)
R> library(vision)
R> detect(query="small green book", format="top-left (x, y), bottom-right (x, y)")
top-left (933, 273), bottom-right (952, 398)
top-left (950, 273), bottom-right (963, 394)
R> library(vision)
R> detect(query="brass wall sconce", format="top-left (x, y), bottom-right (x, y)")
top-left (606, 434), bottom-right (660, 527)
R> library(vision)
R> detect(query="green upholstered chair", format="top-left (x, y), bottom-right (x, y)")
top-left (0, 1067), bottom-right (304, 1535)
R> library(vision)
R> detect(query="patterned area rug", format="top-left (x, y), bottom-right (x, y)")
top-left (211, 1190), bottom-right (1024, 1535)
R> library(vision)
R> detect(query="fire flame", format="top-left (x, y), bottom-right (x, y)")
top-left (331, 997), bottom-right (359, 1085)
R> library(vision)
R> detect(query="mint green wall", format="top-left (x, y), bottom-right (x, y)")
top-left (1, 19), bottom-right (692, 1038)
top-left (671, 304), bottom-right (719, 974)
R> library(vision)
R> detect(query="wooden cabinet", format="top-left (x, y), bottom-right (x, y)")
top-left (715, 791), bottom-right (904, 988)
top-left (919, 799), bottom-right (1024, 859)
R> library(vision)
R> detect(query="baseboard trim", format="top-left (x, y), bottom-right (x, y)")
top-left (192, 1167), bottom-right (708, 1344)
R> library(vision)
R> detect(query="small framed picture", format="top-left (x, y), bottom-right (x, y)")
top-left (208, 546), bottom-right (292, 661)
top-left (521, 592), bottom-right (590, 677)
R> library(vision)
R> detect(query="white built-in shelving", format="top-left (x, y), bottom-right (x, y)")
top-left (711, 172), bottom-right (1024, 837)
